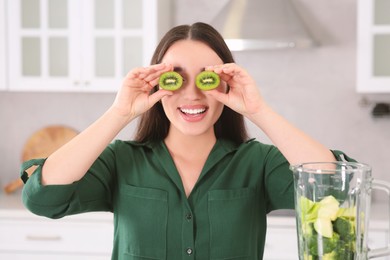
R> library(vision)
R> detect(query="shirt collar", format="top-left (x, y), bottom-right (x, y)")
top-left (147, 138), bottom-right (240, 195)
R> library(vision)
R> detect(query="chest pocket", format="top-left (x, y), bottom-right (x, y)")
top-left (118, 185), bottom-right (168, 260)
top-left (208, 188), bottom-right (256, 260)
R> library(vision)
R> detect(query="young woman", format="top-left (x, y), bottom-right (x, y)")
top-left (21, 22), bottom-right (352, 259)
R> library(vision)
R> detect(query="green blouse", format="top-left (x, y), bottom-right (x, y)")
top-left (21, 138), bottom-right (350, 260)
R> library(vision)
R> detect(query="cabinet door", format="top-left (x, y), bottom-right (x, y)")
top-left (0, 253), bottom-right (109, 260)
top-left (80, 0), bottom-right (149, 92)
top-left (7, 0), bottom-right (162, 92)
top-left (7, 0), bottom-right (81, 91)
top-left (264, 226), bottom-right (298, 259)
top-left (0, 0), bottom-right (6, 90)
top-left (0, 219), bottom-right (113, 254)
top-left (357, 0), bottom-right (390, 93)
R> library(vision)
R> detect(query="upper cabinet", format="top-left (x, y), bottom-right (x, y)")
top-left (357, 0), bottom-right (390, 93)
top-left (0, 0), bottom-right (6, 90)
top-left (7, 0), bottom-right (170, 92)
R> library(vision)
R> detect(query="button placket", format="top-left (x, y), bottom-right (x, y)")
top-left (182, 204), bottom-right (195, 258)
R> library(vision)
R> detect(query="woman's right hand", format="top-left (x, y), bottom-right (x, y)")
top-left (110, 63), bottom-right (173, 122)
top-left (41, 63), bottom-right (173, 185)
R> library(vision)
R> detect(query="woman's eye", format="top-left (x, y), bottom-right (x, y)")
top-left (179, 76), bottom-right (186, 83)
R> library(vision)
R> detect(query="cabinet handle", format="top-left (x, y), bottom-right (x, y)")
top-left (26, 235), bottom-right (62, 241)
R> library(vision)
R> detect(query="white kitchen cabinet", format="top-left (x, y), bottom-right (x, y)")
top-left (0, 254), bottom-right (108, 260)
top-left (264, 227), bottom-right (298, 259)
top-left (0, 207), bottom-right (388, 259)
top-left (0, 0), bottom-right (6, 90)
top-left (0, 209), bottom-right (113, 259)
top-left (357, 0), bottom-right (390, 93)
top-left (7, 0), bottom-right (170, 92)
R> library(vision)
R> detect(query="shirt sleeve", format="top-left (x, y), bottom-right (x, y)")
top-left (263, 147), bottom-right (357, 213)
top-left (21, 142), bottom-right (117, 219)
top-left (263, 146), bottom-right (295, 213)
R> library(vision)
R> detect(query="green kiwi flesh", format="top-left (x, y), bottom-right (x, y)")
top-left (159, 71), bottom-right (183, 91)
top-left (196, 71), bottom-right (220, 91)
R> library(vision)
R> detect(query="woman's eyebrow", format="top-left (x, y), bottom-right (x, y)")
top-left (173, 66), bottom-right (183, 72)
top-left (173, 66), bottom-right (206, 72)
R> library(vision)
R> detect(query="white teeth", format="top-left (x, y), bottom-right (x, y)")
top-left (180, 108), bottom-right (206, 115)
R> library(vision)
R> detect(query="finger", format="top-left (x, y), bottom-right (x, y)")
top-left (220, 66), bottom-right (245, 79)
top-left (216, 72), bottom-right (233, 83)
top-left (125, 63), bottom-right (169, 82)
top-left (142, 63), bottom-right (169, 74)
top-left (204, 89), bottom-right (229, 105)
top-left (222, 70), bottom-right (253, 89)
top-left (205, 64), bottom-right (241, 84)
top-left (206, 63), bottom-right (236, 74)
top-left (125, 64), bottom-right (172, 91)
top-left (124, 67), bottom-right (144, 81)
top-left (205, 90), bottom-right (247, 115)
top-left (148, 89), bottom-right (173, 105)
top-left (122, 75), bottom-right (144, 89)
top-left (141, 63), bottom-right (173, 82)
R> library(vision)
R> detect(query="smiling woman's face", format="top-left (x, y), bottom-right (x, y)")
top-left (160, 40), bottom-right (226, 139)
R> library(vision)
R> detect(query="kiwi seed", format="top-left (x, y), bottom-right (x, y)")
top-left (159, 71), bottom-right (183, 91)
top-left (195, 71), bottom-right (220, 91)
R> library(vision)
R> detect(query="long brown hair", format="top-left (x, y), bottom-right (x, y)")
top-left (134, 22), bottom-right (248, 145)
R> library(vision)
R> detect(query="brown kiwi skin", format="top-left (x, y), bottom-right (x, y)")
top-left (195, 71), bottom-right (220, 91)
top-left (159, 71), bottom-right (183, 91)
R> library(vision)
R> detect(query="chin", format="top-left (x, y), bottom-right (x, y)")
top-left (176, 125), bottom-right (215, 138)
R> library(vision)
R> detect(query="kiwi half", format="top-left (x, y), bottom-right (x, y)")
top-left (159, 71), bottom-right (183, 91)
top-left (196, 71), bottom-right (220, 91)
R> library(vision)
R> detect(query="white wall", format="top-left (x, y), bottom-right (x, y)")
top-left (1, 0), bottom-right (390, 201)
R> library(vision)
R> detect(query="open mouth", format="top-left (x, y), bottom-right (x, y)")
top-left (179, 107), bottom-right (207, 115)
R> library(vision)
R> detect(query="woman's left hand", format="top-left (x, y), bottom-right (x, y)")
top-left (204, 63), bottom-right (264, 119)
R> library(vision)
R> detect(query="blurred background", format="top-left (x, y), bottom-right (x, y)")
top-left (1, 0), bottom-right (390, 202)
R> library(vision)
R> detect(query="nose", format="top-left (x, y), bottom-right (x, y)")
top-left (180, 78), bottom-right (204, 100)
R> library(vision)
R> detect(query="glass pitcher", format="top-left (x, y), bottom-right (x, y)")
top-left (290, 162), bottom-right (390, 259)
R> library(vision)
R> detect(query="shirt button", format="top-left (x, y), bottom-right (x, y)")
top-left (185, 213), bottom-right (192, 221)
top-left (186, 248), bottom-right (193, 255)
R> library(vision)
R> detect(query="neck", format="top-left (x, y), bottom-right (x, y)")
top-left (164, 129), bottom-right (217, 157)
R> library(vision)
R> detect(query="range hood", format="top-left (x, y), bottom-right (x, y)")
top-left (210, 0), bottom-right (317, 51)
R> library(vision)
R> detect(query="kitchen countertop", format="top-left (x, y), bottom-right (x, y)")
top-left (2, 191), bottom-right (388, 260)
top-left (0, 190), bottom-right (112, 221)
top-left (0, 190), bottom-right (25, 210)
top-left (0, 191), bottom-right (388, 228)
